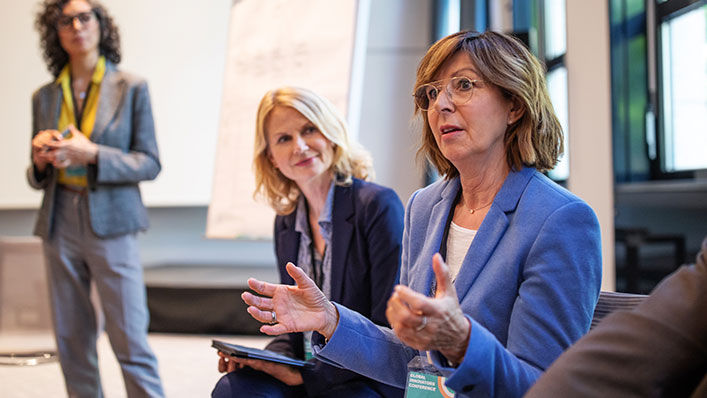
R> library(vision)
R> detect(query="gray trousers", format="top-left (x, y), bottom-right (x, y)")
top-left (43, 188), bottom-right (164, 398)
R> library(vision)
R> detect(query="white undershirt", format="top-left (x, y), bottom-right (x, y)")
top-left (446, 221), bottom-right (477, 282)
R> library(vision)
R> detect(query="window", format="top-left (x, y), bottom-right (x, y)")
top-left (657, 2), bottom-right (707, 173)
top-left (513, 0), bottom-right (569, 181)
top-left (611, 0), bottom-right (707, 182)
top-left (609, 0), bottom-right (649, 182)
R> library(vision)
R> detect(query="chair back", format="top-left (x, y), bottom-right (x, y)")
top-left (590, 291), bottom-right (648, 330)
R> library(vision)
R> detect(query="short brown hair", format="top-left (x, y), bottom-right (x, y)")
top-left (253, 87), bottom-right (374, 215)
top-left (414, 30), bottom-right (563, 178)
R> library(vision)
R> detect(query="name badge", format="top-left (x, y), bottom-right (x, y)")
top-left (303, 331), bottom-right (314, 361)
top-left (405, 371), bottom-right (455, 397)
top-left (405, 355), bottom-right (456, 397)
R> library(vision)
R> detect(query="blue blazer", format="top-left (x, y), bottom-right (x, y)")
top-left (27, 62), bottom-right (160, 239)
top-left (314, 167), bottom-right (602, 397)
top-left (267, 178), bottom-right (405, 397)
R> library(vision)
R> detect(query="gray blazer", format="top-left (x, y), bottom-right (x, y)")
top-left (27, 62), bottom-right (160, 239)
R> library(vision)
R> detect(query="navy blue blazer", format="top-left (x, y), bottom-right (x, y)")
top-left (266, 178), bottom-right (405, 397)
top-left (314, 167), bottom-right (602, 397)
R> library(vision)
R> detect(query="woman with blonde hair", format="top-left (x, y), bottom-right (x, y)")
top-left (213, 86), bottom-right (405, 398)
top-left (240, 31), bottom-right (602, 397)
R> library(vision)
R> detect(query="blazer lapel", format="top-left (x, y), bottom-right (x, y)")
top-left (453, 167), bottom-right (535, 302)
top-left (90, 64), bottom-right (124, 144)
top-left (40, 83), bottom-right (63, 131)
top-left (409, 178), bottom-right (460, 296)
top-left (277, 213), bottom-right (300, 285)
top-left (329, 183), bottom-right (354, 301)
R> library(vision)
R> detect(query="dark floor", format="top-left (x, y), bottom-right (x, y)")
top-left (143, 264), bottom-right (279, 288)
top-left (145, 265), bottom-right (279, 335)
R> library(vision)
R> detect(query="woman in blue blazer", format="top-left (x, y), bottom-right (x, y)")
top-left (241, 31), bottom-right (602, 397)
top-left (213, 87), bottom-right (405, 397)
top-left (28, 1), bottom-right (163, 397)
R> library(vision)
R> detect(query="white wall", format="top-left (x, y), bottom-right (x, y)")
top-left (1, 0), bottom-right (230, 208)
top-left (566, 1), bottom-right (615, 290)
top-left (356, 0), bottom-right (431, 204)
top-left (1, 0), bottom-right (51, 208)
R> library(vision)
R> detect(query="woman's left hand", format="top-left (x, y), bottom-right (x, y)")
top-left (242, 262), bottom-right (340, 339)
top-left (46, 125), bottom-right (98, 168)
top-left (386, 253), bottom-right (471, 365)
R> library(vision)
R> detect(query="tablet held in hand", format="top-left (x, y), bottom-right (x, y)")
top-left (212, 340), bottom-right (314, 368)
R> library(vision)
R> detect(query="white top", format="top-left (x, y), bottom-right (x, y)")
top-left (446, 221), bottom-right (477, 282)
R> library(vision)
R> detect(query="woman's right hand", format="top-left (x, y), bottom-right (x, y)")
top-left (216, 351), bottom-right (304, 386)
top-left (242, 262), bottom-right (340, 339)
top-left (217, 351), bottom-right (244, 373)
top-left (31, 129), bottom-right (62, 171)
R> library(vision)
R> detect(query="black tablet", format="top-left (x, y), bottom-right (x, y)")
top-left (212, 339), bottom-right (314, 368)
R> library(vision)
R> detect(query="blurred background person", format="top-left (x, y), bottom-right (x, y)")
top-left (28, 0), bottom-right (163, 396)
top-left (240, 30), bottom-right (602, 397)
top-left (212, 87), bottom-right (405, 398)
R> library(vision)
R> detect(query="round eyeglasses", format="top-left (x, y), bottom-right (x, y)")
top-left (412, 77), bottom-right (482, 111)
top-left (57, 11), bottom-right (96, 30)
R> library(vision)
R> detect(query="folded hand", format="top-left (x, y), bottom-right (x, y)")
top-left (45, 125), bottom-right (98, 168)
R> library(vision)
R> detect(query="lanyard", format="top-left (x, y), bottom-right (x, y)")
top-left (431, 191), bottom-right (460, 296)
top-left (71, 78), bottom-right (94, 128)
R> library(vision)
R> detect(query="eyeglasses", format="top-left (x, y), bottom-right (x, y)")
top-left (412, 76), bottom-right (482, 111)
top-left (57, 11), bottom-right (96, 30)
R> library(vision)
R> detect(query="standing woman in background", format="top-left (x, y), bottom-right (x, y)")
top-left (28, 1), bottom-right (164, 396)
top-left (212, 87), bottom-right (405, 397)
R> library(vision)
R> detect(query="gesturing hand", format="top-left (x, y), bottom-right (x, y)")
top-left (242, 262), bottom-right (340, 339)
top-left (386, 253), bottom-right (471, 364)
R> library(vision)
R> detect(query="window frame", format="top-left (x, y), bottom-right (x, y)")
top-left (653, 0), bottom-right (707, 179)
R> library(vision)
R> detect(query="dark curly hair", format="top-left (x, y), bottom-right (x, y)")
top-left (35, 0), bottom-right (121, 77)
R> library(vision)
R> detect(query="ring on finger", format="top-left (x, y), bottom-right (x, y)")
top-left (270, 311), bottom-right (277, 324)
top-left (415, 315), bottom-right (428, 332)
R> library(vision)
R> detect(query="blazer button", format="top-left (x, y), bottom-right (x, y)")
top-left (462, 385), bottom-right (475, 393)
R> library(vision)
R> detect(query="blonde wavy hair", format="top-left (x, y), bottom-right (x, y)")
top-left (414, 30), bottom-right (564, 178)
top-left (253, 87), bottom-right (374, 215)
